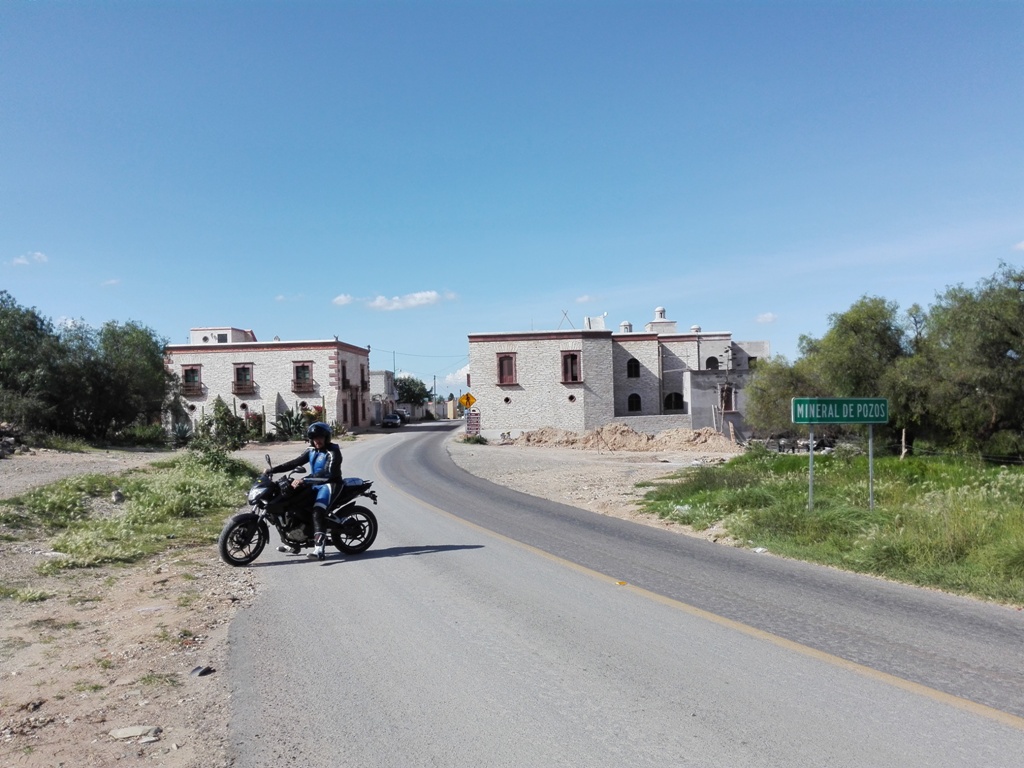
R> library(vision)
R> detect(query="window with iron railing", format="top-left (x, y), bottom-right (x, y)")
top-left (293, 363), bottom-right (314, 393)
top-left (232, 364), bottom-right (255, 395)
top-left (181, 366), bottom-right (202, 396)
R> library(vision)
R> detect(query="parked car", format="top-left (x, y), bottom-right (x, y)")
top-left (382, 413), bottom-right (402, 428)
top-left (395, 409), bottom-right (411, 424)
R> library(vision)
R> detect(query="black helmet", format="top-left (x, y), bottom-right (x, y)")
top-left (306, 421), bottom-right (332, 443)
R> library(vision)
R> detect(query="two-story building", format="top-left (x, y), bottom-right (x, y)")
top-left (369, 369), bottom-right (399, 425)
top-left (165, 327), bottom-right (372, 434)
top-left (467, 307), bottom-right (769, 440)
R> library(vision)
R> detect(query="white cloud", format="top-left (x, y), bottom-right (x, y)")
top-left (367, 290), bottom-right (449, 311)
top-left (1014, 241), bottom-right (1024, 251)
top-left (575, 294), bottom-right (596, 304)
top-left (332, 294), bottom-right (354, 306)
top-left (756, 312), bottom-right (778, 324)
top-left (102, 278), bottom-right (121, 287)
top-left (444, 364), bottom-right (470, 390)
top-left (10, 251), bottom-right (47, 267)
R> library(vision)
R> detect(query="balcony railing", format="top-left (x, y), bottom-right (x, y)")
top-left (181, 381), bottom-right (203, 397)
top-left (360, 380), bottom-right (369, 391)
top-left (292, 379), bottom-right (315, 394)
top-left (341, 378), bottom-right (351, 390)
top-left (232, 381), bottom-right (256, 395)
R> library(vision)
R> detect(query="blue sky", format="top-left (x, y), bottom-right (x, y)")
top-left (2, 1), bottom-right (1021, 398)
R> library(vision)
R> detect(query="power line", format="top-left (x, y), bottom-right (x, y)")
top-left (372, 348), bottom-right (467, 360)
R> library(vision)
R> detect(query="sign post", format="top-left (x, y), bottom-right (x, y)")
top-left (458, 393), bottom-right (478, 434)
top-left (791, 398), bottom-right (889, 511)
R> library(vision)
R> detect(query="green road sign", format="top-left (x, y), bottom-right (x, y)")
top-left (791, 397), bottom-right (889, 425)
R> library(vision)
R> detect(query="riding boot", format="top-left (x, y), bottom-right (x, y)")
top-left (312, 532), bottom-right (326, 561)
top-left (310, 504), bottom-right (327, 560)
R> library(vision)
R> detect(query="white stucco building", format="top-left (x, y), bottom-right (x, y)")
top-left (165, 327), bottom-right (372, 434)
top-left (467, 307), bottom-right (769, 440)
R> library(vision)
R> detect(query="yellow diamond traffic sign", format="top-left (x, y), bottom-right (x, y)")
top-left (459, 393), bottom-right (476, 408)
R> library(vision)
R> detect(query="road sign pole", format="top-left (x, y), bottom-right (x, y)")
top-left (792, 397), bottom-right (888, 513)
top-left (808, 427), bottom-right (814, 512)
top-left (869, 424), bottom-right (874, 510)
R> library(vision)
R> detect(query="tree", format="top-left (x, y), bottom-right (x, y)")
top-left (803, 296), bottom-right (908, 398)
top-left (97, 321), bottom-right (170, 434)
top-left (396, 375), bottom-right (430, 405)
top-left (0, 293), bottom-right (173, 440)
top-left (0, 291), bottom-right (59, 428)
top-left (923, 263), bottom-right (1024, 452)
top-left (744, 356), bottom-right (825, 437)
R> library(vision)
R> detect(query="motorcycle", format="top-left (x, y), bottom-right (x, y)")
top-left (218, 455), bottom-right (379, 566)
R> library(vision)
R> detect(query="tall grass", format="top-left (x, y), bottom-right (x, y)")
top-left (641, 446), bottom-right (1024, 604)
top-left (0, 453), bottom-right (256, 573)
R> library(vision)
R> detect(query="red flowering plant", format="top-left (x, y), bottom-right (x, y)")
top-left (301, 405), bottom-right (325, 425)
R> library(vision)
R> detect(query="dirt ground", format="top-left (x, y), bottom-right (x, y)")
top-left (0, 426), bottom-right (740, 767)
top-left (446, 423), bottom-right (742, 542)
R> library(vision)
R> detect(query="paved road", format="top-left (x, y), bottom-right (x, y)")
top-left (227, 424), bottom-right (1024, 767)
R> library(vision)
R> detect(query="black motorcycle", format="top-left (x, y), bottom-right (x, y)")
top-left (218, 455), bottom-right (379, 566)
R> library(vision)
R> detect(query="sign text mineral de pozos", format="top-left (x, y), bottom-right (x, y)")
top-left (791, 398), bottom-right (889, 425)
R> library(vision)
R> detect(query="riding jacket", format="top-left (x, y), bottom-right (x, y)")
top-left (269, 442), bottom-right (343, 489)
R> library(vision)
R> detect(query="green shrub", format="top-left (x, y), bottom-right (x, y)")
top-left (23, 432), bottom-right (90, 452)
top-left (171, 422), bottom-right (193, 447)
top-left (107, 423), bottom-right (168, 447)
top-left (38, 453), bottom-right (255, 572)
top-left (273, 408), bottom-right (306, 440)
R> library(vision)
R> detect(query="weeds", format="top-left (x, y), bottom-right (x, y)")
top-left (0, 585), bottom-right (53, 602)
top-left (139, 672), bottom-right (181, 688)
top-left (1, 453), bottom-right (255, 573)
top-left (30, 618), bottom-right (81, 631)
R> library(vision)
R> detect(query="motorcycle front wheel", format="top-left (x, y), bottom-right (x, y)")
top-left (218, 513), bottom-right (267, 566)
top-left (331, 505), bottom-right (378, 554)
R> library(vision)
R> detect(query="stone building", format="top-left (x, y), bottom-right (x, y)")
top-left (369, 369), bottom-right (399, 425)
top-left (466, 307), bottom-right (769, 440)
top-left (165, 327), bottom-right (371, 434)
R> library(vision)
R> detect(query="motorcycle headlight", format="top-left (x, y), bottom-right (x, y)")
top-left (247, 484), bottom-right (270, 505)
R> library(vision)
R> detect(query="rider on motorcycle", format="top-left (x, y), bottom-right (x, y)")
top-left (267, 421), bottom-right (342, 560)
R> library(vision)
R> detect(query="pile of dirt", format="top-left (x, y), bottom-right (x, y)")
top-left (516, 423), bottom-right (738, 453)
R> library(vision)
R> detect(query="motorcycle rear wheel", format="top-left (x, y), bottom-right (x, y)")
top-left (331, 506), bottom-right (378, 554)
top-left (218, 514), bottom-right (267, 566)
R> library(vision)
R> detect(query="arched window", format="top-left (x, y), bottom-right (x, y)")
top-left (627, 394), bottom-right (642, 412)
top-left (705, 357), bottom-right (719, 370)
top-left (626, 358), bottom-right (640, 378)
top-left (664, 392), bottom-right (686, 412)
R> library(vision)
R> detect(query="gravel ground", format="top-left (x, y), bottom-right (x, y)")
top-left (0, 431), bottom-right (740, 767)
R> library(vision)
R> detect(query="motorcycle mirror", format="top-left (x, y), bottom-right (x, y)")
top-left (265, 454), bottom-right (272, 468)
top-left (293, 467), bottom-right (306, 475)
